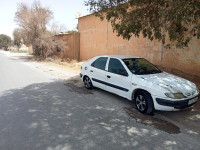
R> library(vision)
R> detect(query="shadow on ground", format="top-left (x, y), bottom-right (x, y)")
top-left (0, 79), bottom-right (200, 150)
top-left (68, 77), bottom-right (200, 135)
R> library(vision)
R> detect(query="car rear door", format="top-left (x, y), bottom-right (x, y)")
top-left (105, 58), bottom-right (132, 99)
top-left (89, 57), bottom-right (108, 89)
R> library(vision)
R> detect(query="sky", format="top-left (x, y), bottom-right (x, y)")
top-left (0, 0), bottom-right (90, 38)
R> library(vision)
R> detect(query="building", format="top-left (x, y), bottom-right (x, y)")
top-left (78, 14), bottom-right (200, 77)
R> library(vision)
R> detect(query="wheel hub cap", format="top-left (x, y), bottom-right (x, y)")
top-left (136, 95), bottom-right (146, 111)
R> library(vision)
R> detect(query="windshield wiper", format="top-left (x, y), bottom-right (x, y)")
top-left (146, 70), bottom-right (162, 74)
top-left (135, 70), bottom-right (162, 75)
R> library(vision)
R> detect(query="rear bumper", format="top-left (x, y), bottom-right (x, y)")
top-left (155, 95), bottom-right (199, 109)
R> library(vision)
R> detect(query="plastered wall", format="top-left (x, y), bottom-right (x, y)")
top-left (54, 33), bottom-right (80, 60)
top-left (78, 14), bottom-right (200, 76)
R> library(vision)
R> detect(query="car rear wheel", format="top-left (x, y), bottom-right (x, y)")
top-left (84, 76), bottom-right (93, 90)
top-left (135, 91), bottom-right (154, 114)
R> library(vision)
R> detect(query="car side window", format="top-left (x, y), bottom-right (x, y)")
top-left (91, 57), bottom-right (108, 70)
top-left (108, 58), bottom-right (128, 76)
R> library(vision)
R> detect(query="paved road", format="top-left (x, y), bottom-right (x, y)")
top-left (0, 51), bottom-right (200, 150)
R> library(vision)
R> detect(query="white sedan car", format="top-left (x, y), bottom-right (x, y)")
top-left (80, 55), bottom-right (199, 114)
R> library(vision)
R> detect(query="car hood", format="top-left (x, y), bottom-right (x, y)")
top-left (139, 72), bottom-right (196, 96)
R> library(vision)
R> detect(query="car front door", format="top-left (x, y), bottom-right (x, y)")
top-left (89, 57), bottom-right (108, 89)
top-left (105, 58), bottom-right (132, 99)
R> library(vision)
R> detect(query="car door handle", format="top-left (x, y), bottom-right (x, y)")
top-left (90, 70), bottom-right (93, 72)
top-left (107, 75), bottom-right (111, 78)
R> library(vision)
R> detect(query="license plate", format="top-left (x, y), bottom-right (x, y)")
top-left (188, 97), bottom-right (198, 105)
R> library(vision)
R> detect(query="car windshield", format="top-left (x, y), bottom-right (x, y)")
top-left (123, 58), bottom-right (162, 75)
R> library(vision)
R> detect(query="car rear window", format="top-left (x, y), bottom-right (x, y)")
top-left (91, 57), bottom-right (108, 70)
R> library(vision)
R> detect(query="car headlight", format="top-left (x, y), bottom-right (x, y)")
top-left (165, 92), bottom-right (186, 99)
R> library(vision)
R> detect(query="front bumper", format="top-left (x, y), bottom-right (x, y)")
top-left (155, 95), bottom-right (199, 109)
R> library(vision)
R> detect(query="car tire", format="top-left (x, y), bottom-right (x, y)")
top-left (84, 76), bottom-right (93, 90)
top-left (134, 91), bottom-right (154, 114)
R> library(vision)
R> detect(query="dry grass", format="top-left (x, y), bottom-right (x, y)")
top-left (31, 56), bottom-right (85, 71)
top-left (41, 61), bottom-right (84, 71)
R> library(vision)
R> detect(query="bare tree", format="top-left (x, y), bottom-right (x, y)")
top-left (50, 21), bottom-right (68, 35)
top-left (14, 0), bottom-right (64, 58)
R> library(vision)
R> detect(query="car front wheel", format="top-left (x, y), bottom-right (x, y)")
top-left (84, 76), bottom-right (93, 90)
top-left (135, 91), bottom-right (154, 114)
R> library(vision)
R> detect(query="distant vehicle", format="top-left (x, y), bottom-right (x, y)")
top-left (80, 55), bottom-right (199, 114)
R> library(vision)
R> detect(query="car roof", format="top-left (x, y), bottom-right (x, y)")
top-left (100, 55), bottom-right (141, 59)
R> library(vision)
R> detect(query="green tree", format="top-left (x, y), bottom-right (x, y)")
top-left (13, 28), bottom-right (23, 48)
top-left (0, 34), bottom-right (12, 50)
top-left (85, 0), bottom-right (200, 48)
top-left (67, 30), bottom-right (78, 34)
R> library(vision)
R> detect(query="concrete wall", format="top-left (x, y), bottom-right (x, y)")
top-left (54, 33), bottom-right (80, 60)
top-left (78, 14), bottom-right (200, 76)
